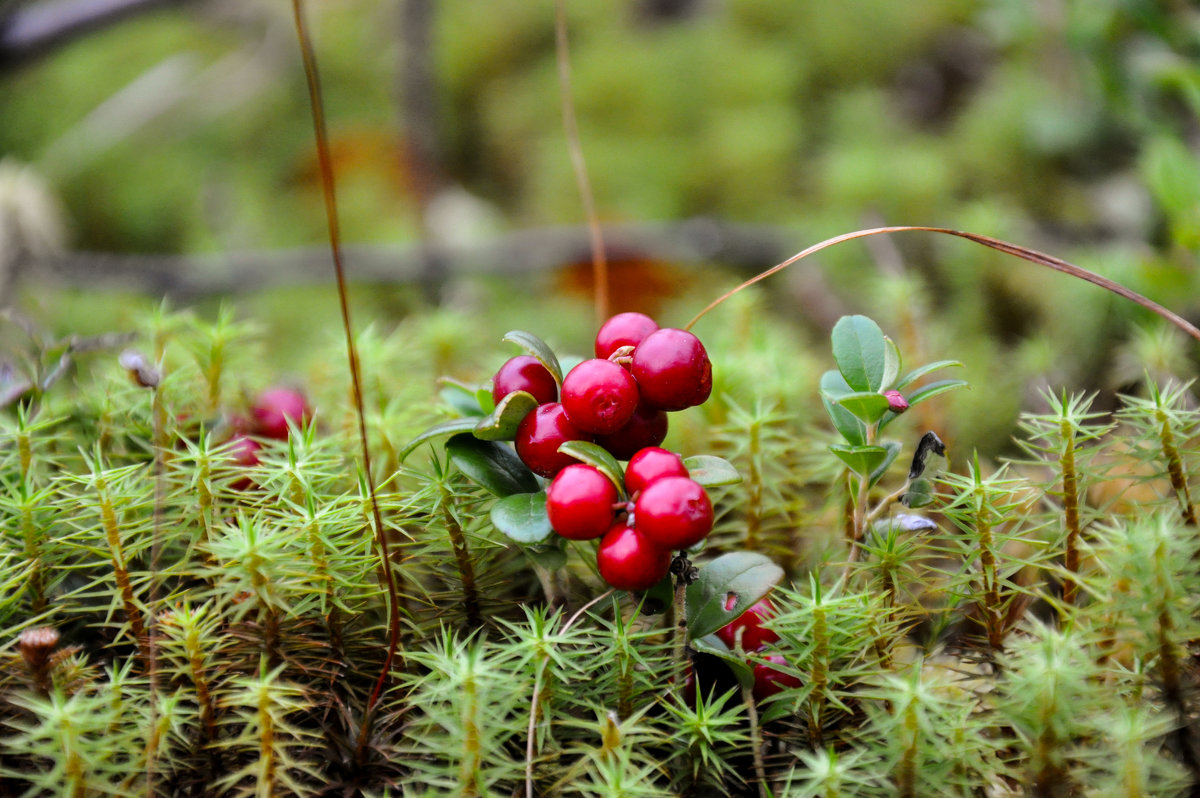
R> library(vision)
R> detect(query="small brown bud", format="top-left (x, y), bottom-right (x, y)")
top-left (119, 349), bottom-right (160, 388)
top-left (19, 626), bottom-right (60, 671)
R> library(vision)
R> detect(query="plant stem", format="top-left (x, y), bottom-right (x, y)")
top-left (1060, 416), bottom-right (1080, 607)
top-left (440, 498), bottom-right (482, 630)
top-left (96, 476), bottom-right (151, 673)
top-left (740, 677), bottom-right (769, 798)
top-left (1157, 408), bottom-right (1197, 526)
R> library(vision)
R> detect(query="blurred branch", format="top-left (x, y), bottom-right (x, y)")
top-left (0, 0), bottom-right (198, 68)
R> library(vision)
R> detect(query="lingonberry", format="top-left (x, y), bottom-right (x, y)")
top-left (561, 358), bottom-right (639, 434)
top-left (595, 311), bottom-right (659, 359)
top-left (752, 654), bottom-right (801, 701)
top-left (226, 433), bottom-right (262, 490)
top-left (883, 389), bottom-right (909, 413)
top-left (251, 386), bottom-right (311, 440)
top-left (624, 446), bottom-right (688, 496)
top-left (493, 355), bottom-right (558, 406)
top-left (596, 520), bottom-right (672, 592)
top-left (514, 402), bottom-right (590, 478)
top-left (630, 328), bottom-right (712, 411)
top-left (634, 476), bottom-right (713, 550)
top-left (715, 598), bottom-right (779, 653)
top-left (594, 403), bottom-right (668, 460)
top-left (546, 464), bottom-right (619, 540)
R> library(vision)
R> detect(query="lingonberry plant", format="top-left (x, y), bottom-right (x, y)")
top-left (4, 2), bottom-right (1200, 797)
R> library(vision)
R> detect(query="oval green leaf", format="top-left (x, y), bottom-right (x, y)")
top-left (831, 315), bottom-right (887, 392)
top-left (502, 330), bottom-right (563, 386)
top-left (446, 434), bottom-right (540, 496)
top-left (683, 455), bottom-right (742, 487)
top-left (473, 390), bottom-right (538, 441)
top-left (828, 443), bottom-right (890, 477)
top-left (868, 440), bottom-right (902, 488)
top-left (833, 391), bottom-right (892, 424)
top-left (881, 336), bottom-right (902, 390)
top-left (820, 370), bottom-right (866, 446)
top-left (491, 491), bottom-right (553, 543)
top-left (686, 551), bottom-right (784, 640)
top-left (399, 418), bottom-right (479, 462)
top-left (557, 440), bottom-right (626, 498)
top-left (692, 634), bottom-right (756, 689)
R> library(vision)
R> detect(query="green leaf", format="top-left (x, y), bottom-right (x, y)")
top-left (881, 336), bottom-right (901, 390)
top-left (831, 315), bottom-right (887, 392)
top-left (446, 434), bottom-right (540, 496)
top-left (686, 552), bottom-right (784, 640)
top-left (683, 455), bottom-right (742, 487)
top-left (490, 492), bottom-right (553, 543)
top-left (473, 390), bottom-right (538, 441)
top-left (399, 418), bottom-right (479, 461)
top-left (640, 573), bottom-right (676, 615)
top-left (828, 444), bottom-right (889, 477)
top-left (557, 440), bottom-right (626, 498)
top-left (906, 379), bottom-right (968, 407)
top-left (903, 477), bottom-right (934, 508)
top-left (820, 370), bottom-right (866, 446)
top-left (894, 360), bottom-right (963, 391)
top-left (692, 634), bottom-right (755, 689)
top-left (502, 330), bottom-right (563, 385)
top-left (439, 382), bottom-right (486, 417)
top-left (525, 541), bottom-right (567, 571)
top-left (833, 391), bottom-right (891, 424)
top-left (868, 440), bottom-right (902, 488)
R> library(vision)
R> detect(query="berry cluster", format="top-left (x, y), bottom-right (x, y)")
top-left (493, 312), bottom-right (713, 477)
top-left (225, 385), bottom-right (312, 473)
top-left (546, 446), bottom-right (714, 591)
top-left (715, 597), bottom-right (801, 701)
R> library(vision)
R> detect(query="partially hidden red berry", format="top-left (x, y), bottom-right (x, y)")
top-left (883, 389), bottom-right (909, 413)
top-left (634, 476), bottom-right (713, 550)
top-left (514, 403), bottom-right (590, 478)
top-left (594, 403), bottom-right (668, 460)
top-left (251, 386), bottom-right (311, 440)
top-left (493, 355), bottom-right (558, 406)
top-left (715, 598), bottom-right (779, 653)
top-left (631, 328), bottom-right (712, 411)
top-left (595, 311), bottom-right (659, 359)
top-left (561, 358), bottom-right (639, 434)
top-left (547, 464), bottom-right (619, 540)
top-left (596, 521), bottom-right (672, 592)
top-left (752, 654), bottom-right (801, 701)
top-left (624, 446), bottom-right (688, 496)
top-left (227, 433), bottom-right (261, 490)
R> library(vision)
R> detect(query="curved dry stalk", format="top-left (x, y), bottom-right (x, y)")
top-left (686, 226), bottom-right (1200, 342)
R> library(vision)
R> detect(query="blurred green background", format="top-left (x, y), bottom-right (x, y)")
top-left (1, 0), bottom-right (1198, 455)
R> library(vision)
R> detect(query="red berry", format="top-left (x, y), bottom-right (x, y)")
top-left (561, 359), bottom-right (640, 435)
top-left (547, 464), bottom-right (619, 540)
top-left (226, 433), bottom-right (261, 490)
top-left (624, 447), bottom-right (688, 496)
top-left (596, 521), bottom-right (672, 591)
top-left (514, 403), bottom-right (590, 478)
top-left (493, 356), bottom-right (558, 406)
top-left (251, 386), bottom-right (311, 440)
top-left (634, 476), bottom-right (713, 550)
top-left (752, 654), bottom-right (801, 701)
top-left (595, 312), bottom-right (659, 359)
top-left (715, 598), bottom-right (779, 652)
top-left (630, 328), bottom-right (712, 411)
top-left (594, 404), bottom-right (669, 460)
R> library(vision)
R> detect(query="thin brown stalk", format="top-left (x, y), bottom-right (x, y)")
top-left (554, 0), bottom-right (608, 324)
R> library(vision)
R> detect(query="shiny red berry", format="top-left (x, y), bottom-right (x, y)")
top-left (630, 328), bottom-right (712, 411)
top-left (715, 598), bottom-right (779, 652)
top-left (594, 403), bottom-right (668, 460)
top-left (561, 359), bottom-right (640, 435)
top-left (226, 433), bottom-right (261, 490)
top-left (493, 355), bottom-right (558, 406)
top-left (547, 464), bottom-right (619, 540)
top-left (596, 521), bottom-right (672, 592)
top-left (752, 654), bottom-right (800, 701)
top-left (624, 447), bottom-right (688, 496)
top-left (514, 403), bottom-right (590, 478)
top-left (595, 312), bottom-right (659, 359)
top-left (634, 476), bottom-right (713, 550)
top-left (883, 389), bottom-right (909, 413)
top-left (251, 386), bottom-right (311, 440)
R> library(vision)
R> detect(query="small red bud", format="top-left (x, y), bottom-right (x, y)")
top-left (884, 390), bottom-right (909, 413)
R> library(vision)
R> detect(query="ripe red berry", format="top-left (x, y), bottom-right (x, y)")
top-left (715, 598), bottom-right (779, 653)
top-left (596, 521), bottom-right (672, 592)
top-left (493, 355), bottom-right (558, 406)
top-left (624, 447), bottom-right (688, 496)
top-left (634, 476), bottom-right (713, 550)
top-left (251, 386), bottom-right (311, 440)
top-left (226, 433), bottom-right (261, 490)
top-left (547, 464), bottom-right (619, 540)
top-left (561, 359), bottom-right (640, 435)
top-left (630, 328), bottom-right (712, 411)
top-left (514, 403), bottom-right (590, 478)
top-left (752, 654), bottom-right (801, 701)
top-left (595, 312), bottom-right (659, 359)
top-left (594, 403), bottom-right (668, 461)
